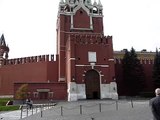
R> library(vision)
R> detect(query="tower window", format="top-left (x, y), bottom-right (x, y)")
top-left (90, 9), bottom-right (92, 13)
top-left (99, 10), bottom-right (102, 15)
top-left (64, 5), bottom-right (70, 12)
top-left (93, 7), bottom-right (98, 14)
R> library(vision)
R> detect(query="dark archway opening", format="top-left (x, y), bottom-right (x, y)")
top-left (85, 69), bottom-right (100, 99)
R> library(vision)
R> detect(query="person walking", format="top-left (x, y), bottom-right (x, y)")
top-left (150, 88), bottom-right (160, 120)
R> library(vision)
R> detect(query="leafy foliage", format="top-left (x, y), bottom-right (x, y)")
top-left (0, 105), bottom-right (19, 111)
top-left (0, 98), bottom-right (19, 111)
top-left (153, 48), bottom-right (160, 88)
top-left (122, 47), bottom-right (145, 96)
top-left (15, 84), bottom-right (28, 100)
top-left (0, 98), bottom-right (13, 106)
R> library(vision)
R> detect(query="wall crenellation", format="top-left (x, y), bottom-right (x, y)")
top-left (69, 34), bottom-right (112, 45)
top-left (114, 58), bottom-right (154, 65)
top-left (4, 54), bottom-right (56, 66)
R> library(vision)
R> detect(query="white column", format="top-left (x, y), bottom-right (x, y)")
top-left (90, 16), bottom-right (93, 29)
top-left (71, 15), bottom-right (74, 29)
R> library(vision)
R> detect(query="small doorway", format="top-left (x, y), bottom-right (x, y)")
top-left (85, 69), bottom-right (100, 99)
top-left (37, 89), bottom-right (50, 100)
top-left (39, 92), bottom-right (48, 100)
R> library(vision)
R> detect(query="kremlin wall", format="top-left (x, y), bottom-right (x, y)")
top-left (0, 0), bottom-right (156, 101)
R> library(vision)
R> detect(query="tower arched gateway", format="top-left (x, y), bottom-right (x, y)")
top-left (85, 69), bottom-right (100, 99)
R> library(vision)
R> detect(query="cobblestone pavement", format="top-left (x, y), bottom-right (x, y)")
top-left (0, 110), bottom-right (22, 120)
top-left (20, 100), bottom-right (153, 120)
top-left (0, 104), bottom-right (53, 120)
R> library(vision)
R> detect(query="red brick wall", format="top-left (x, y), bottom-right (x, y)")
top-left (142, 60), bottom-right (154, 92)
top-left (0, 61), bottom-right (58, 95)
top-left (47, 61), bottom-right (58, 82)
top-left (14, 83), bottom-right (67, 100)
top-left (73, 8), bottom-right (90, 28)
top-left (72, 37), bottom-right (115, 84)
top-left (115, 60), bottom-right (155, 96)
top-left (92, 17), bottom-right (103, 33)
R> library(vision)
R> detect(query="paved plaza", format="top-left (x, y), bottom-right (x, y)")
top-left (0, 99), bottom-right (153, 120)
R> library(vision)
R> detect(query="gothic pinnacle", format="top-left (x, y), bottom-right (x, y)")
top-left (98, 0), bottom-right (102, 6)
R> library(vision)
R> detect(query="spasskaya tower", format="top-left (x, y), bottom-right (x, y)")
top-left (57, 0), bottom-right (118, 101)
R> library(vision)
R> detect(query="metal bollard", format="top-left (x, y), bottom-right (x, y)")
top-left (131, 99), bottom-right (134, 108)
top-left (99, 103), bottom-right (102, 112)
top-left (61, 106), bottom-right (63, 116)
top-left (32, 106), bottom-right (33, 115)
top-left (26, 107), bottom-right (28, 117)
top-left (116, 100), bottom-right (118, 110)
top-left (36, 106), bottom-right (37, 113)
top-left (40, 105), bottom-right (43, 118)
top-left (20, 106), bottom-right (23, 119)
top-left (48, 103), bottom-right (49, 109)
top-left (80, 105), bottom-right (82, 115)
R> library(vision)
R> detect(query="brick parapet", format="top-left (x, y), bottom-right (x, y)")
top-left (68, 33), bottom-right (112, 45)
top-left (114, 58), bottom-right (154, 64)
top-left (4, 54), bottom-right (57, 65)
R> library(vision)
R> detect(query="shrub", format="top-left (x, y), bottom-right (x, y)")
top-left (0, 105), bottom-right (19, 111)
top-left (0, 98), bottom-right (13, 106)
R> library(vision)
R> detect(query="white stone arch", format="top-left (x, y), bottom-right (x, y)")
top-left (73, 1), bottom-right (90, 15)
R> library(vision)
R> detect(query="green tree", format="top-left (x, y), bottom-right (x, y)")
top-left (15, 84), bottom-right (28, 100)
top-left (153, 48), bottom-right (160, 88)
top-left (122, 47), bottom-right (145, 96)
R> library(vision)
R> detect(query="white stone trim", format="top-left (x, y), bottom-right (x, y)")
top-left (37, 89), bottom-right (50, 92)
top-left (108, 58), bottom-right (114, 61)
top-left (60, 30), bottom-right (102, 35)
top-left (68, 58), bottom-right (76, 61)
top-left (68, 82), bottom-right (78, 101)
top-left (59, 77), bottom-right (66, 82)
top-left (101, 82), bottom-right (118, 99)
top-left (76, 64), bottom-right (109, 67)
top-left (77, 84), bottom-right (86, 99)
top-left (101, 65), bottom-right (109, 67)
top-left (70, 27), bottom-right (93, 31)
top-left (0, 95), bottom-right (13, 98)
top-left (73, 1), bottom-right (90, 15)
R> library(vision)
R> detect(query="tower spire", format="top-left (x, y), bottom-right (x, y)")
top-left (85, 0), bottom-right (92, 5)
top-left (98, 0), bottom-right (102, 6)
top-left (0, 34), bottom-right (9, 67)
top-left (93, 0), bottom-right (97, 5)
top-left (60, 0), bottom-right (64, 3)
top-left (0, 34), bottom-right (6, 46)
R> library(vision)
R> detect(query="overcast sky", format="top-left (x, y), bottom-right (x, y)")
top-left (0, 0), bottom-right (160, 58)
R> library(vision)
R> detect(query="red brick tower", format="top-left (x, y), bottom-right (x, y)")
top-left (57, 0), bottom-right (118, 101)
top-left (0, 34), bottom-right (9, 67)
